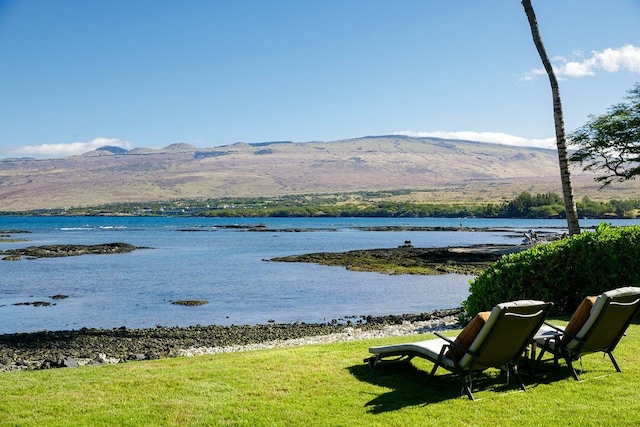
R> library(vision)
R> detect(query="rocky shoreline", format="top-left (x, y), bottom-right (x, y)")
top-left (0, 308), bottom-right (462, 372)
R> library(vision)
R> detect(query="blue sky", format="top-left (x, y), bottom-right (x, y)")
top-left (0, 0), bottom-right (639, 158)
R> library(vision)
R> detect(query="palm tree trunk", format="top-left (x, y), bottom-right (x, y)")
top-left (522, 0), bottom-right (580, 235)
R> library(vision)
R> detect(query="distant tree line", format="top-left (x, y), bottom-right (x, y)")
top-left (499, 192), bottom-right (639, 219)
top-left (195, 192), bottom-right (638, 219)
top-left (3, 191), bottom-right (638, 219)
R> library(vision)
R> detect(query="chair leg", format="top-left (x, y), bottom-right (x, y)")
top-left (427, 346), bottom-right (448, 385)
top-left (364, 354), bottom-right (413, 368)
top-left (426, 361), bottom-right (439, 384)
top-left (364, 355), bottom-right (379, 368)
top-left (536, 347), bottom-right (547, 363)
top-left (460, 373), bottom-right (474, 400)
top-left (511, 365), bottom-right (527, 392)
top-left (607, 352), bottom-right (621, 373)
top-left (566, 358), bottom-right (580, 380)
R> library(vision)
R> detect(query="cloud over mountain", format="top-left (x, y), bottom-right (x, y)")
top-left (9, 138), bottom-right (131, 158)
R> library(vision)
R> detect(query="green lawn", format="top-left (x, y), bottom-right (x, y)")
top-left (1, 321), bottom-right (640, 426)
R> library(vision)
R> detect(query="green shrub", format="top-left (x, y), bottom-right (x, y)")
top-left (462, 224), bottom-right (640, 316)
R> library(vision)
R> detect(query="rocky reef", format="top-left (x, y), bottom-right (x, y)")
top-left (1, 242), bottom-right (141, 260)
top-left (268, 244), bottom-right (525, 275)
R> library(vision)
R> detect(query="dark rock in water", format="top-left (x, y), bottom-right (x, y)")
top-left (50, 295), bottom-right (69, 300)
top-left (12, 301), bottom-right (55, 307)
top-left (0, 242), bottom-right (140, 259)
top-left (172, 300), bottom-right (209, 306)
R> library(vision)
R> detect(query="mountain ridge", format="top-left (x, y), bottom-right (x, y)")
top-left (0, 135), bottom-right (636, 211)
top-left (72, 135), bottom-right (555, 158)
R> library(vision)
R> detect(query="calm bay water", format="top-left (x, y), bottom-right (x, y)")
top-left (1, 216), bottom-right (637, 334)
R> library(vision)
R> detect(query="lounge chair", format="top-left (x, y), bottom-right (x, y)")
top-left (535, 286), bottom-right (640, 380)
top-left (365, 300), bottom-right (551, 400)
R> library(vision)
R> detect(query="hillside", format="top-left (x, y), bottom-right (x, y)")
top-left (0, 135), bottom-right (637, 211)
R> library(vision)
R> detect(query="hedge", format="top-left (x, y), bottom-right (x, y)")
top-left (462, 223), bottom-right (640, 316)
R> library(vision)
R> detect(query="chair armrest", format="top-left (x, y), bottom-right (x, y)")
top-left (433, 331), bottom-right (456, 344)
top-left (434, 331), bottom-right (478, 358)
top-left (543, 322), bottom-right (582, 343)
top-left (542, 321), bottom-right (564, 332)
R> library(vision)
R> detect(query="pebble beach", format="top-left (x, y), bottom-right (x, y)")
top-left (0, 309), bottom-right (462, 372)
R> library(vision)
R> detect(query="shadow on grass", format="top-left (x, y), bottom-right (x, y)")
top-left (348, 361), bottom-right (534, 413)
top-left (526, 354), bottom-right (622, 383)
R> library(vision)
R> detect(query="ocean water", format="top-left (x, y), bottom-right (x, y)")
top-left (1, 216), bottom-right (637, 333)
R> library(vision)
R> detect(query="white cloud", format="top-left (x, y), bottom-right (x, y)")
top-left (9, 137), bottom-right (131, 158)
top-left (394, 131), bottom-right (556, 149)
top-left (561, 58), bottom-right (598, 77)
top-left (522, 44), bottom-right (640, 80)
top-left (596, 44), bottom-right (640, 73)
top-left (521, 68), bottom-right (546, 81)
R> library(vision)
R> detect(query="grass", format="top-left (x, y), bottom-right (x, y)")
top-left (2, 321), bottom-right (640, 426)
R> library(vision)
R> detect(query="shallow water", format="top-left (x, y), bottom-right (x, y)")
top-left (1, 216), bottom-right (636, 333)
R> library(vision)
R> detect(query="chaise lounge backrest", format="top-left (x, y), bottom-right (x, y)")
top-left (566, 286), bottom-right (640, 355)
top-left (460, 300), bottom-right (550, 370)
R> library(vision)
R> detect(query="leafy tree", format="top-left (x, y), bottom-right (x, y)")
top-left (570, 83), bottom-right (640, 186)
top-left (502, 191), bottom-right (533, 217)
top-left (577, 196), bottom-right (611, 218)
top-left (529, 204), bottom-right (563, 218)
top-left (611, 199), bottom-right (640, 218)
top-left (522, 0), bottom-right (580, 235)
top-left (500, 192), bottom-right (564, 218)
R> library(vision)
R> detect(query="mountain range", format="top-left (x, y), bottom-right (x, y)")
top-left (0, 135), bottom-right (636, 211)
